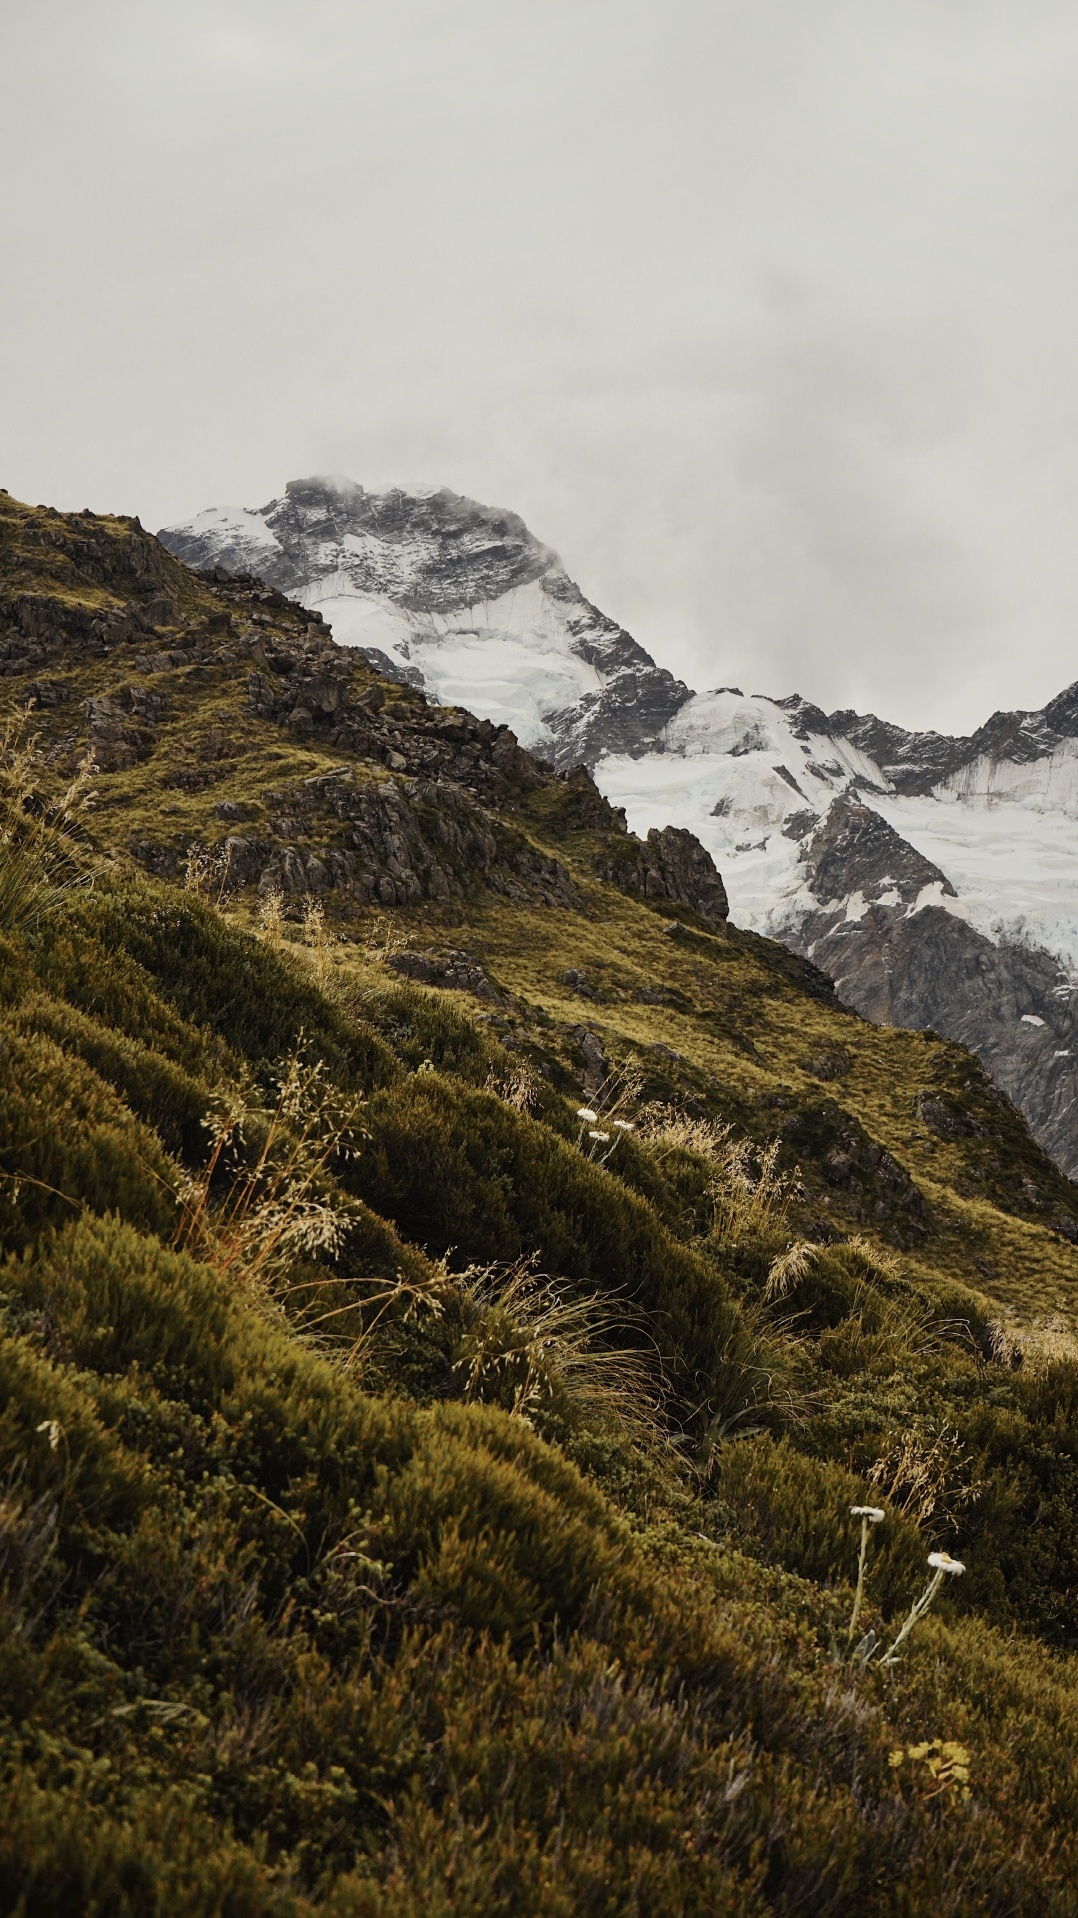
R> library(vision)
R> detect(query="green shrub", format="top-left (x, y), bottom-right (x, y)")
top-left (0, 1774), bottom-right (296, 1918)
top-left (355, 978), bottom-right (504, 1084)
top-left (50, 884), bottom-right (396, 1089)
top-left (8, 1211), bottom-right (239, 1410)
top-left (31, 919), bottom-right (226, 1079)
top-left (0, 1026), bottom-right (176, 1247)
top-left (14, 993), bottom-right (213, 1159)
top-left (350, 1071), bottom-right (737, 1405)
top-left (707, 1433), bottom-right (926, 1613)
top-left (955, 1366), bottom-right (1078, 1646)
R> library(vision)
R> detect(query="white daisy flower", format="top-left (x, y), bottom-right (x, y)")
top-left (927, 1551), bottom-right (965, 1575)
top-left (576, 1106), bottom-right (598, 1123)
top-left (851, 1505), bottom-right (886, 1523)
top-left (613, 1119), bottom-right (634, 1132)
top-left (588, 1129), bottom-right (611, 1143)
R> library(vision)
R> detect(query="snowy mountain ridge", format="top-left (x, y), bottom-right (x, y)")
top-left (161, 478), bottom-right (1078, 1176)
top-left (162, 477), bottom-right (692, 770)
top-left (598, 685), bottom-right (1078, 970)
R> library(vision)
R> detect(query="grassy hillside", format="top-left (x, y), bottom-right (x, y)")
top-left (1, 488), bottom-right (1078, 1912)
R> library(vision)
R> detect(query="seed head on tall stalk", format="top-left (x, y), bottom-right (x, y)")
top-left (880, 1551), bottom-right (966, 1666)
top-left (847, 1504), bottom-right (886, 1644)
top-left (303, 894), bottom-right (327, 984)
top-left (184, 840), bottom-right (234, 907)
top-left (259, 885), bottom-right (285, 950)
top-left (173, 1045), bottom-right (363, 1300)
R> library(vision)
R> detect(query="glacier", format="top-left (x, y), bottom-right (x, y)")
top-left (160, 477), bottom-right (1078, 1176)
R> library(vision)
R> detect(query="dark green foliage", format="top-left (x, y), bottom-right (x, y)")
top-left (0, 930), bottom-right (31, 1009)
top-left (613, 1134), bottom-right (719, 1240)
top-left (12, 1213), bottom-right (240, 1410)
top-left (351, 1070), bottom-right (739, 1406)
top-left (0, 1025), bottom-right (176, 1245)
top-left (48, 883), bottom-right (397, 1091)
top-left (14, 993), bottom-right (212, 1159)
top-left (32, 915), bottom-right (229, 1081)
top-left (708, 1434), bottom-right (927, 1608)
top-left (354, 977), bottom-right (504, 1085)
top-left (953, 1364), bottom-right (1078, 1646)
top-left (2, 872), bottom-right (1078, 1910)
top-left (0, 1779), bottom-right (293, 1918)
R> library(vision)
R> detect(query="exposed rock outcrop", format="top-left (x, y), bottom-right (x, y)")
top-left (133, 765), bottom-right (582, 913)
top-left (387, 949), bottom-right (505, 1002)
top-left (786, 796), bottom-right (1078, 1176)
top-left (597, 825), bottom-right (729, 928)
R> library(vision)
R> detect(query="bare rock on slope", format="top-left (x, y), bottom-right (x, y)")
top-left (597, 824), bottom-right (730, 928)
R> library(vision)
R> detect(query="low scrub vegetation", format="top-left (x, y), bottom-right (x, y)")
top-left (0, 855), bottom-right (1077, 1914)
top-left (2, 531), bottom-right (1078, 1912)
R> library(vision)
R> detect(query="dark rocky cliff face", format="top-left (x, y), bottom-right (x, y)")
top-left (536, 571), bottom-right (692, 768)
top-left (821, 676), bottom-right (1078, 794)
top-left (596, 824), bottom-right (729, 929)
top-left (787, 794), bottom-right (1078, 1177)
top-left (800, 793), bottom-right (955, 908)
top-left (161, 479), bottom-right (555, 612)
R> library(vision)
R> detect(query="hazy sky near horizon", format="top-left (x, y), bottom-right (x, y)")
top-left (4, 0), bottom-right (1078, 732)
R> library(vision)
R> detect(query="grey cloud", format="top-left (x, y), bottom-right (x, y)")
top-left (3, 0), bottom-right (1078, 734)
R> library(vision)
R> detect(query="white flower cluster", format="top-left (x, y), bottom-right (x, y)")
top-left (846, 1496), bottom-right (967, 1666)
top-left (576, 1105), bottom-right (635, 1161)
top-left (927, 1550), bottom-right (966, 1576)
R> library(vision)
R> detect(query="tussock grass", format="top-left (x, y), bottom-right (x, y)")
top-left (338, 1256), bottom-right (668, 1452)
top-left (0, 715), bottom-right (96, 939)
top-left (173, 1046), bottom-right (364, 1300)
top-left (2, 490), bottom-right (1078, 1907)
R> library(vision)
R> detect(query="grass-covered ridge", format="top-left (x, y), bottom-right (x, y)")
top-left (1, 491), bottom-right (1078, 1911)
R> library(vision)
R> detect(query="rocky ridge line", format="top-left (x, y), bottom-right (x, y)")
top-left (157, 476), bottom-right (1078, 1180)
top-left (3, 532), bottom-right (724, 928)
top-left (160, 479), bottom-right (694, 770)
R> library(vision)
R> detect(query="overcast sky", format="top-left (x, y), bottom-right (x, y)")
top-left (4, 0), bottom-right (1078, 733)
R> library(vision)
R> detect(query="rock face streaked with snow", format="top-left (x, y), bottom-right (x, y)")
top-left (600, 688), bottom-right (1078, 1176)
top-left (161, 478), bottom-right (691, 769)
top-left (161, 478), bottom-right (1078, 1178)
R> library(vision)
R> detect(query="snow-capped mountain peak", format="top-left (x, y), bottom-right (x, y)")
top-left (160, 478), bottom-right (1078, 1175)
top-left (162, 478), bottom-right (691, 768)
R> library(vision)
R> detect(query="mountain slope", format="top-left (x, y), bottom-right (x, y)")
top-left (162, 476), bottom-right (693, 767)
top-left (5, 478), bottom-right (1078, 1282)
top-left (600, 686), bottom-right (1078, 1174)
top-left (161, 480), bottom-right (1078, 1177)
top-left (4, 485), bottom-right (1078, 1909)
